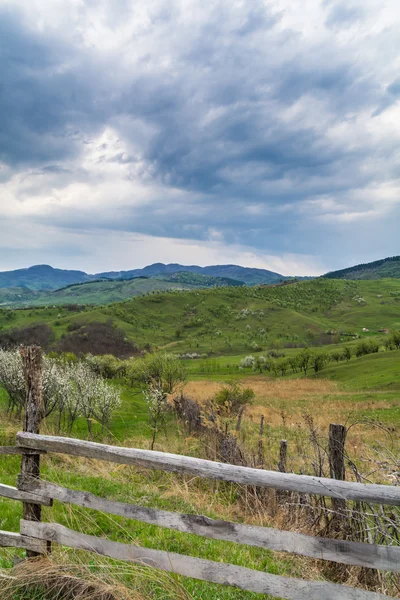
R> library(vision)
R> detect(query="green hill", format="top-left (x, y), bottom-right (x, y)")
top-left (155, 271), bottom-right (244, 287)
top-left (0, 272), bottom-right (246, 307)
top-left (0, 277), bottom-right (197, 307)
top-left (0, 287), bottom-right (39, 305)
top-left (315, 348), bottom-right (400, 392)
top-left (2, 278), bottom-right (400, 356)
top-left (324, 255), bottom-right (400, 280)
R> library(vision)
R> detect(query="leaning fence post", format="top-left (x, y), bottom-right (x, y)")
top-left (328, 423), bottom-right (347, 524)
top-left (18, 346), bottom-right (46, 558)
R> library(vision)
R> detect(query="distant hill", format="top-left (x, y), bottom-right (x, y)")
top-left (0, 287), bottom-right (39, 305)
top-left (0, 272), bottom-right (245, 307)
top-left (97, 263), bottom-right (285, 285)
top-left (0, 278), bottom-right (194, 307)
top-left (0, 263), bottom-right (286, 292)
top-left (0, 265), bottom-right (91, 290)
top-left (324, 256), bottom-right (400, 280)
top-left (155, 272), bottom-right (244, 287)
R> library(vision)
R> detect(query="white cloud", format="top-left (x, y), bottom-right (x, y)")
top-left (0, 0), bottom-right (400, 273)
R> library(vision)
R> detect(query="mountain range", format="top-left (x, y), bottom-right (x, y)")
top-left (0, 255), bottom-right (399, 308)
top-left (0, 263), bottom-right (288, 291)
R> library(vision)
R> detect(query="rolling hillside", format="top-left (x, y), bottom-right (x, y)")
top-left (324, 255), bottom-right (400, 280)
top-left (2, 278), bottom-right (400, 356)
top-left (0, 272), bottom-right (246, 307)
top-left (155, 271), bottom-right (244, 287)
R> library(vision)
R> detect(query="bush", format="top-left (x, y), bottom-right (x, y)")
top-left (55, 321), bottom-right (139, 358)
top-left (311, 353), bottom-right (328, 373)
top-left (239, 355), bottom-right (255, 368)
top-left (355, 339), bottom-right (380, 357)
top-left (0, 323), bottom-right (54, 350)
top-left (386, 330), bottom-right (400, 350)
top-left (213, 382), bottom-right (255, 416)
top-left (342, 346), bottom-right (352, 361)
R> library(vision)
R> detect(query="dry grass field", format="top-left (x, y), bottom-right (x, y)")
top-left (181, 377), bottom-right (399, 484)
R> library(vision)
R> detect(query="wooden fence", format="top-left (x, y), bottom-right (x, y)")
top-left (0, 347), bottom-right (399, 599)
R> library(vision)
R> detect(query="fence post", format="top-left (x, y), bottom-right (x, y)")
top-left (257, 415), bottom-right (264, 466)
top-left (328, 423), bottom-right (347, 523)
top-left (277, 440), bottom-right (288, 504)
top-left (235, 405), bottom-right (245, 432)
top-left (278, 440), bottom-right (287, 473)
top-left (18, 346), bottom-right (47, 558)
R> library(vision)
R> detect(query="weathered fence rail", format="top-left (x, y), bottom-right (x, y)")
top-left (16, 432), bottom-right (400, 505)
top-left (0, 347), bottom-right (399, 599)
top-left (16, 520), bottom-right (394, 600)
top-left (18, 474), bottom-right (400, 572)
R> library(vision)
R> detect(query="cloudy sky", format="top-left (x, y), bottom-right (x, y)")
top-left (1, 0), bottom-right (399, 276)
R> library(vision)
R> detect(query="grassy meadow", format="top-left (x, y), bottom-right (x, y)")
top-left (0, 278), bottom-right (399, 598)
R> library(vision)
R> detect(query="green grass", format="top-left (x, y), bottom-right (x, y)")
top-left (315, 349), bottom-right (400, 390)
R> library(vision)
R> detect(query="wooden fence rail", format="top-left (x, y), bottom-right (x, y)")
top-left (0, 529), bottom-right (47, 554)
top-left (18, 476), bottom-right (400, 572)
top-left (16, 431), bottom-right (400, 505)
top-left (18, 520), bottom-right (394, 600)
top-left (0, 482), bottom-right (51, 505)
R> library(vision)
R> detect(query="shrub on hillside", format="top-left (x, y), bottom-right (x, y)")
top-left (85, 354), bottom-right (127, 379)
top-left (385, 330), bottom-right (400, 350)
top-left (213, 382), bottom-right (255, 416)
top-left (239, 355), bottom-right (255, 368)
top-left (311, 353), bottom-right (328, 373)
top-left (56, 321), bottom-right (139, 358)
top-left (355, 339), bottom-right (380, 357)
top-left (0, 323), bottom-right (54, 350)
top-left (342, 346), bottom-right (352, 361)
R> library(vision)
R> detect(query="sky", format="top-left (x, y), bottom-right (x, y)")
top-left (0, 0), bottom-right (400, 276)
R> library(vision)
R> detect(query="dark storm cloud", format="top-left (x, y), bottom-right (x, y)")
top-left (0, 8), bottom-right (112, 166)
top-left (1, 0), bottom-right (399, 272)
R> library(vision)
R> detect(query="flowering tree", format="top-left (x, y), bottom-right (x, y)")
top-left (0, 349), bottom-right (25, 416)
top-left (0, 349), bottom-right (121, 437)
top-left (130, 352), bottom-right (186, 449)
